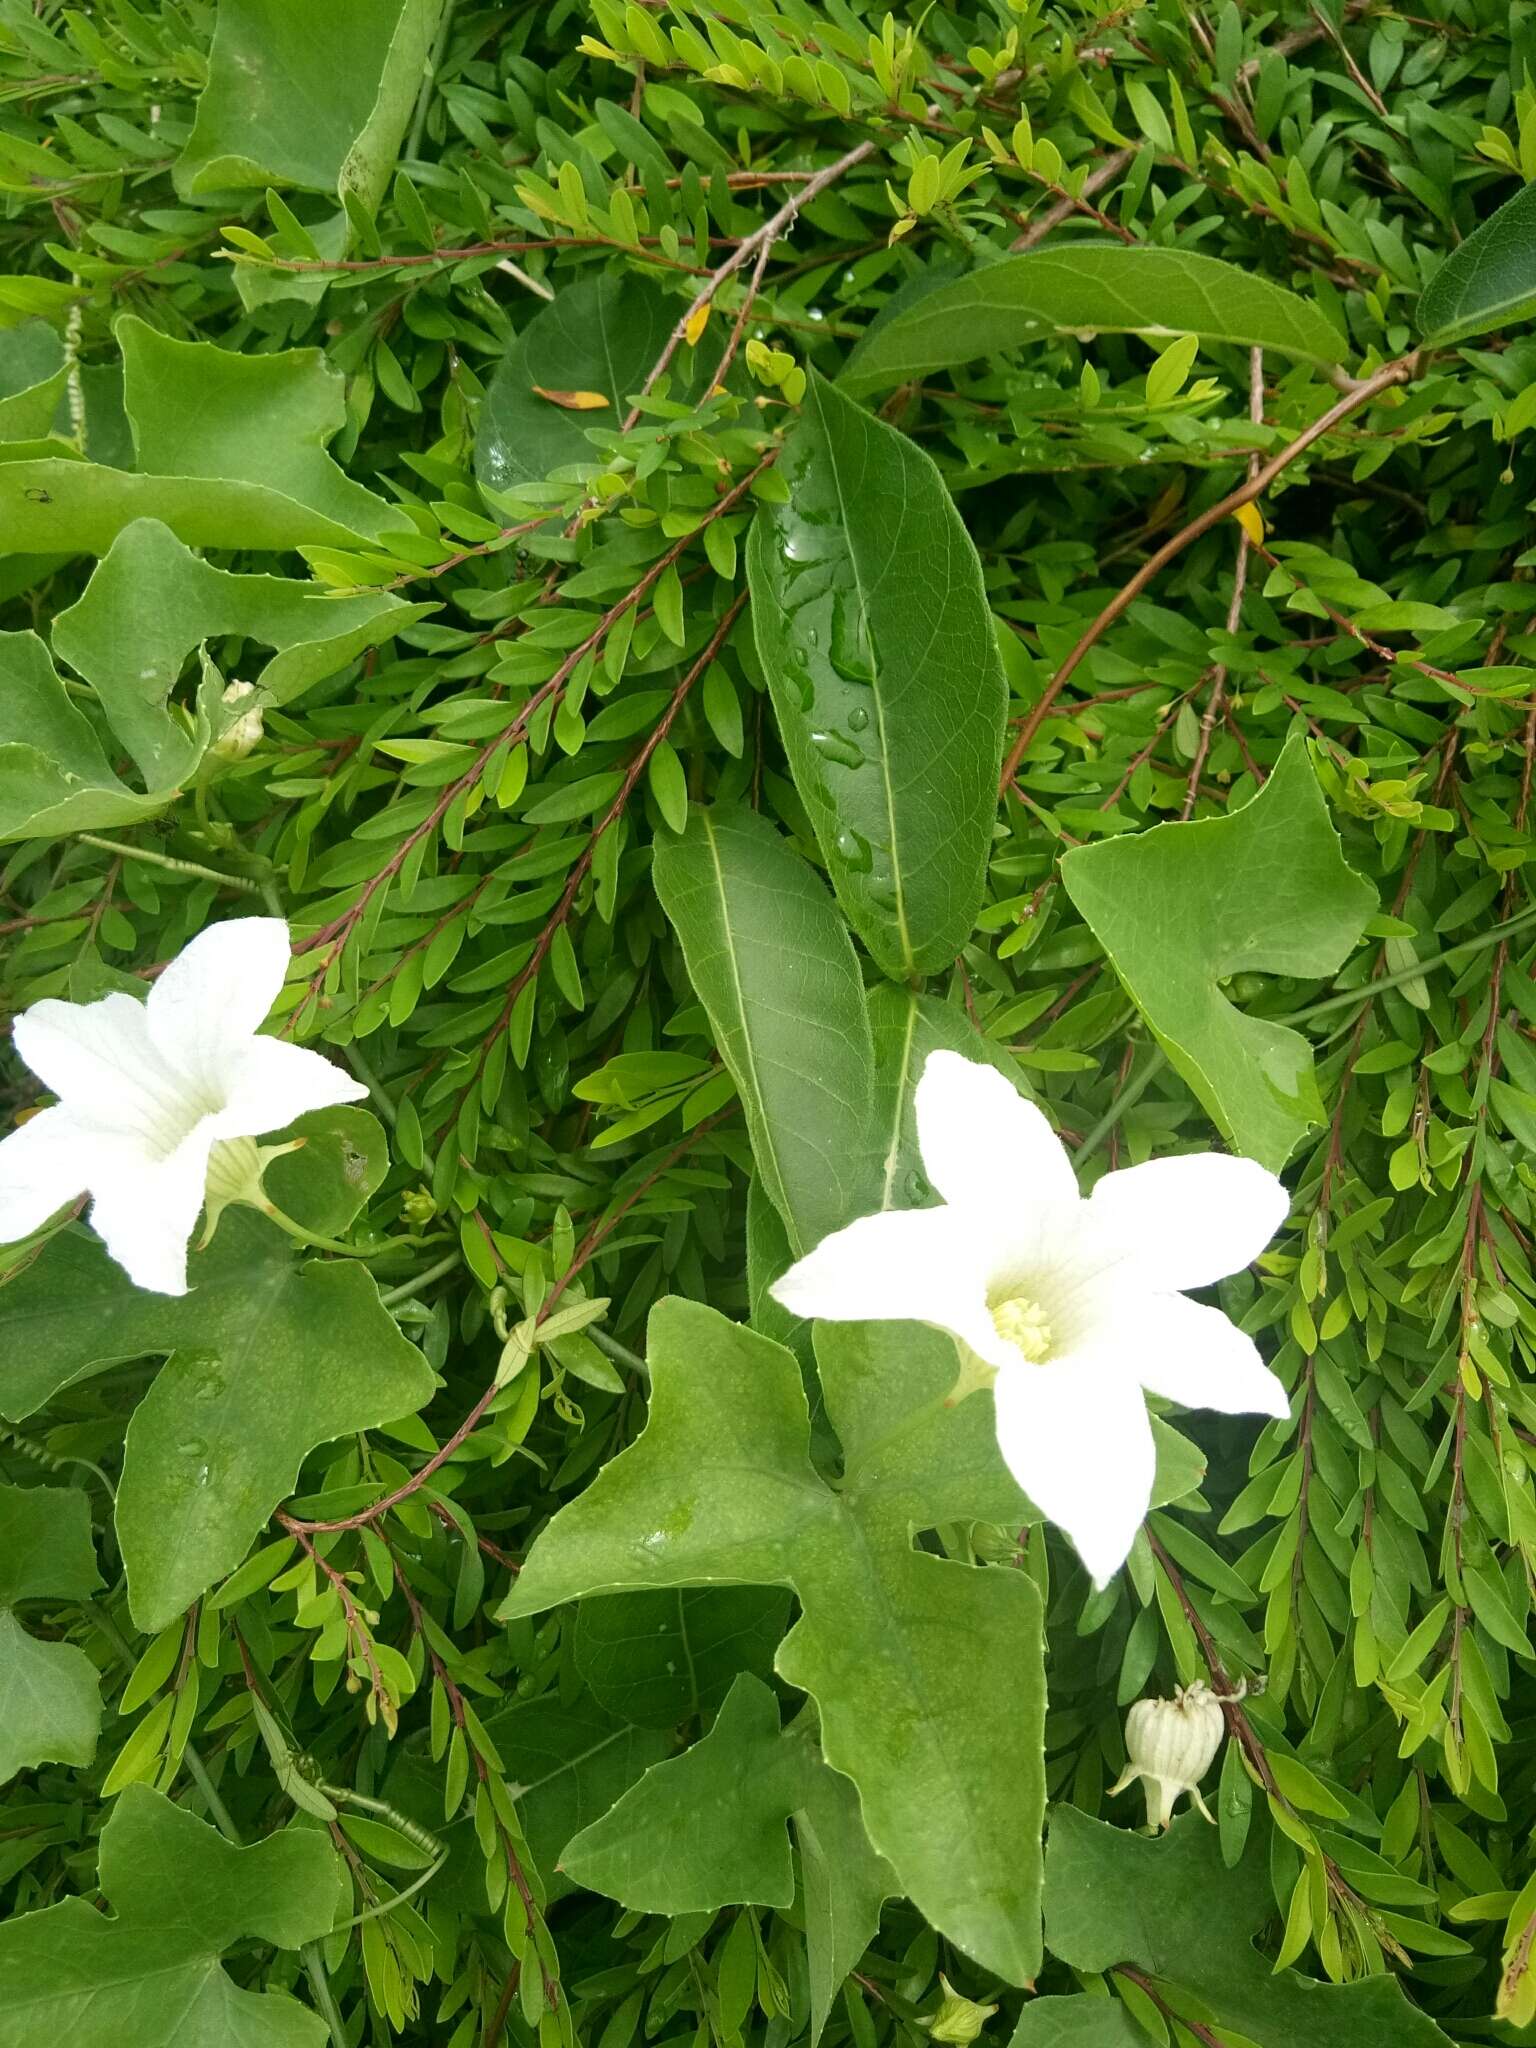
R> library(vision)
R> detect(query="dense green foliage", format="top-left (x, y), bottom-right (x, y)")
top-left (5, 0), bottom-right (1536, 2043)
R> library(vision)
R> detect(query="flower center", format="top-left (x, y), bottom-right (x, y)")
top-left (991, 1293), bottom-right (1053, 1364)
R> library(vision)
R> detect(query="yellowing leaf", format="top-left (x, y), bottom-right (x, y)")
top-left (683, 301), bottom-right (713, 347)
top-left (530, 386), bottom-right (611, 410)
top-left (1233, 499), bottom-right (1266, 546)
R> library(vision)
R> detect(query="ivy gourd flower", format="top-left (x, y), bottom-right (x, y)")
top-left (0, 918), bottom-right (365, 1297)
top-left (1110, 1682), bottom-right (1229, 1831)
top-left (770, 1051), bottom-right (1289, 1584)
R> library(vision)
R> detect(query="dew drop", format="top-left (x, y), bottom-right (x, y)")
top-left (905, 1170), bottom-right (928, 1203)
top-left (196, 1464), bottom-right (211, 1488)
top-left (810, 728), bottom-right (863, 769)
top-left (847, 704), bottom-right (869, 732)
top-left (834, 827), bottom-right (872, 872)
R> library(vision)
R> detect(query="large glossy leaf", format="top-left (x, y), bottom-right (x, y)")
top-left (52, 520), bottom-right (430, 786)
top-left (573, 1584), bottom-right (791, 1729)
top-left (0, 1785), bottom-right (341, 2048)
top-left (0, 631), bottom-right (176, 845)
top-left (0, 321), bottom-right (402, 555)
top-left (0, 1484), bottom-right (102, 1785)
top-left (748, 373), bottom-right (1006, 978)
top-left (841, 246), bottom-right (1346, 393)
top-left (176, 0), bottom-right (443, 209)
top-left (1418, 181), bottom-right (1536, 346)
top-left (476, 273), bottom-right (723, 495)
top-left (1060, 734), bottom-right (1374, 1169)
top-left (500, 1296), bottom-right (1045, 1984)
top-left (653, 804), bottom-right (876, 1254)
top-left (1043, 1807), bottom-right (1453, 2048)
top-left (0, 1112), bottom-right (433, 1631)
top-left (564, 1673), bottom-right (894, 2042)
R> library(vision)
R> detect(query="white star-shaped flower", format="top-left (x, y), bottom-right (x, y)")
top-left (771, 1051), bottom-right (1290, 1585)
top-left (0, 918), bottom-right (365, 1296)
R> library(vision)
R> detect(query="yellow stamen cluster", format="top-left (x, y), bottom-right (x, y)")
top-left (990, 1295), bottom-right (1052, 1364)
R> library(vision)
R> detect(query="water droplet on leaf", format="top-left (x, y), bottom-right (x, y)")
top-left (810, 728), bottom-right (863, 769)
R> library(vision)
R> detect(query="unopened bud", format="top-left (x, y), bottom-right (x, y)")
top-left (923, 1978), bottom-right (996, 2045)
top-left (211, 680), bottom-right (265, 762)
top-left (1109, 1682), bottom-right (1227, 1832)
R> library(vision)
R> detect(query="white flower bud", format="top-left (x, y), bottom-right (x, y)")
top-left (211, 679), bottom-right (265, 762)
top-left (1109, 1682), bottom-right (1227, 1832)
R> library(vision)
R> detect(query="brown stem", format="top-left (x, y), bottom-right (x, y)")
top-left (451, 592), bottom-right (750, 1118)
top-left (999, 352), bottom-right (1423, 791)
top-left (1010, 146), bottom-right (1135, 250)
top-left (289, 457), bottom-right (772, 1006)
top-left (621, 138), bottom-right (876, 430)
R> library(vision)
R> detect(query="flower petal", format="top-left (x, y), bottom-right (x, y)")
top-left (769, 1204), bottom-right (1006, 1365)
top-left (915, 1050), bottom-right (1077, 1217)
top-left (147, 917), bottom-right (292, 1096)
top-left (993, 1351), bottom-right (1154, 1586)
top-left (87, 1126), bottom-right (215, 1295)
top-left (217, 1037), bottom-right (368, 1139)
top-left (1086, 1152), bottom-right (1288, 1291)
top-left (0, 1106), bottom-right (90, 1243)
top-left (13, 992), bottom-right (193, 1152)
top-left (1131, 1294), bottom-right (1290, 1419)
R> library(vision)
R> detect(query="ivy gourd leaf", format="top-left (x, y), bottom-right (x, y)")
top-left (0, 1483), bottom-right (102, 1785)
top-left (562, 1673), bottom-right (882, 1908)
top-left (654, 804), bottom-right (877, 1255)
top-left (1060, 734), bottom-right (1374, 1169)
top-left (0, 1110), bottom-right (433, 1632)
top-left (500, 1296), bottom-right (1045, 1984)
top-left (0, 631), bottom-right (177, 845)
top-left (563, 1672), bottom-right (895, 2044)
top-left (573, 1585), bottom-right (792, 1729)
top-left (476, 273), bottom-right (729, 496)
top-left (52, 520), bottom-right (432, 787)
top-left (748, 372), bottom-right (1007, 979)
top-left (175, 0), bottom-right (443, 211)
top-left (1042, 1807), bottom-right (1454, 2048)
top-left (475, 1696), bottom-right (669, 1900)
top-left (1009, 2003), bottom-right (1149, 2047)
top-left (1417, 181), bottom-right (1536, 346)
top-left (0, 319), bottom-right (403, 554)
top-left (0, 321), bottom-right (66, 440)
top-left (841, 247), bottom-right (1346, 394)
top-left (0, 1784), bottom-right (342, 2048)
